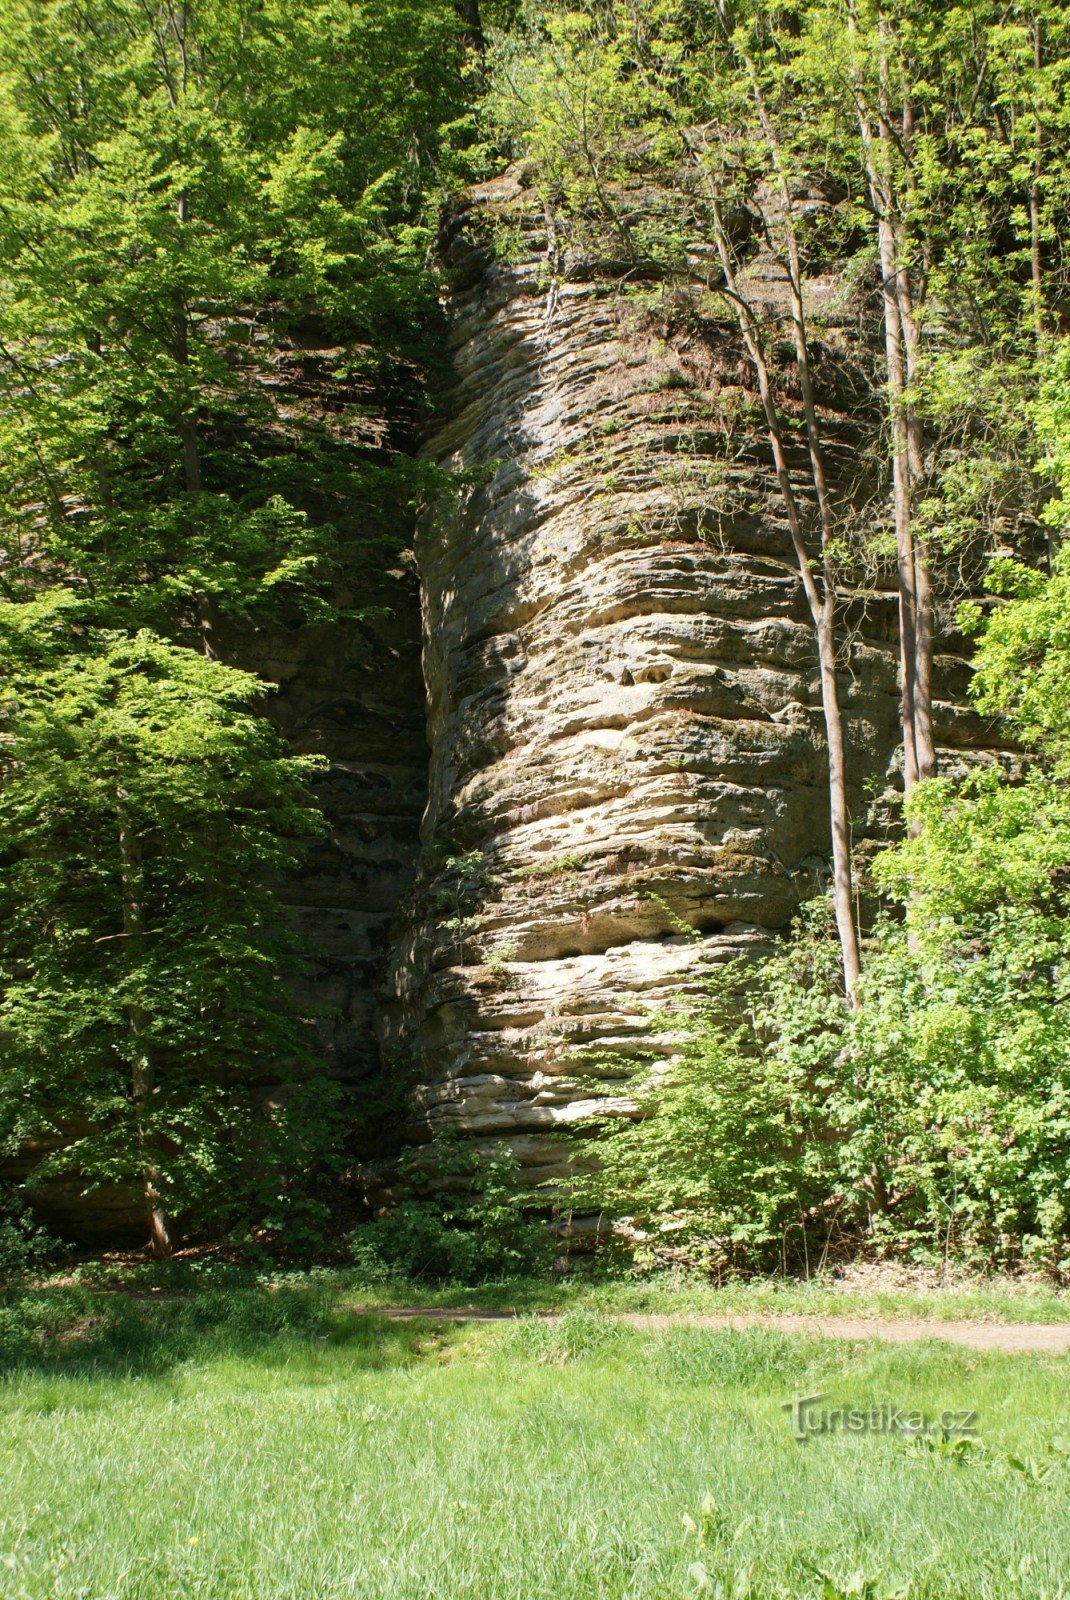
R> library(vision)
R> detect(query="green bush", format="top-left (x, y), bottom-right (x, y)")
top-left (0, 1191), bottom-right (62, 1283)
top-left (349, 1137), bottom-right (552, 1285)
top-left (571, 1015), bottom-right (816, 1273)
top-left (581, 868), bottom-right (1070, 1276)
top-left (753, 891), bottom-right (1070, 1271)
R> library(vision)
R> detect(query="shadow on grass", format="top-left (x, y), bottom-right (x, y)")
top-left (0, 1283), bottom-right (436, 1382)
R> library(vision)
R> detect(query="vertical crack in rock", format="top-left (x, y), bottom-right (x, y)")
top-left (382, 169), bottom-right (1000, 1185)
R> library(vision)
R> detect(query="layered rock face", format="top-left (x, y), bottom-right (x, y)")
top-left (383, 171), bottom-right (994, 1183)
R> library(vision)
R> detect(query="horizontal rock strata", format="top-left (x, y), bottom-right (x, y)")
top-left (382, 169), bottom-right (998, 1183)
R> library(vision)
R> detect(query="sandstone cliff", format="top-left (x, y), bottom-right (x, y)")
top-left (381, 169), bottom-right (996, 1185)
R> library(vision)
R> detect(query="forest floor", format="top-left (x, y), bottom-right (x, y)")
top-left (0, 1271), bottom-right (1068, 1599)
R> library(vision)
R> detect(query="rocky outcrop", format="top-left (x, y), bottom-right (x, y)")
top-left (382, 169), bottom-right (996, 1182)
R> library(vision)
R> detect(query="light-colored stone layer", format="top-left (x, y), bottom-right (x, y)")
top-left (382, 171), bottom-right (1000, 1177)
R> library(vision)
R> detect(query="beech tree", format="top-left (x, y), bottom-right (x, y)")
top-left (0, 0), bottom-right (466, 640)
top-left (0, 613), bottom-right (327, 1253)
top-left (796, 0), bottom-right (1070, 792)
top-left (0, 0), bottom-right (470, 1250)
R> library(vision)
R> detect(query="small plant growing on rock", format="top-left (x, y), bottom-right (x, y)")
top-left (480, 943), bottom-right (520, 984)
top-left (514, 853), bottom-right (586, 881)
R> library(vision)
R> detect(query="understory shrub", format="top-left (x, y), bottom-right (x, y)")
top-left (349, 1135), bottom-right (552, 1284)
top-left (580, 833), bottom-right (1070, 1278)
top-left (568, 1015), bottom-right (818, 1274)
top-left (0, 1190), bottom-right (63, 1282)
top-left (752, 883), bottom-right (1070, 1272)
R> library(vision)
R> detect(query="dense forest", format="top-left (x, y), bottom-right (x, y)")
top-left (2, 0), bottom-right (1070, 1278)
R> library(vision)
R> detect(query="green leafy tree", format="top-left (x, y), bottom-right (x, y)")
top-left (0, 0), bottom-right (475, 1250)
top-left (0, 608), bottom-right (331, 1254)
top-left (0, 0), bottom-right (468, 638)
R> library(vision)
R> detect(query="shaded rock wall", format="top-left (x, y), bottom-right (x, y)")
top-left (13, 332), bottom-right (430, 1246)
top-left (252, 576), bottom-right (427, 1087)
top-left (237, 329), bottom-right (430, 1090)
top-left (382, 171), bottom-right (997, 1183)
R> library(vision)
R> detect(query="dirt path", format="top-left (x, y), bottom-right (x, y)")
top-left (349, 1305), bottom-right (1070, 1355)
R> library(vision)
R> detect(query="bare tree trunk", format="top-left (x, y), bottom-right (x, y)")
top-left (118, 802), bottom-right (172, 1260)
top-left (1029, 14), bottom-right (1047, 344)
top-left (892, 89), bottom-right (936, 784)
top-left (816, 611), bottom-right (862, 997)
top-left (742, 80), bottom-right (862, 994)
top-left (851, 9), bottom-right (936, 798)
top-left (876, 203), bottom-right (922, 792)
top-left (700, 161), bottom-right (861, 995)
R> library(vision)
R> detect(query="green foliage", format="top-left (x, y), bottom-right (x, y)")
top-left (581, 879), bottom-right (1070, 1273)
top-left (764, 897), bottom-right (1070, 1269)
top-left (488, 0), bottom-right (1070, 585)
top-left (0, 0), bottom-right (469, 636)
top-left (0, 0), bottom-right (476, 1250)
top-left (350, 1136), bottom-right (552, 1284)
top-left (0, 1190), bottom-right (62, 1281)
top-left (583, 486), bottom-right (1070, 1271)
top-left (0, 613), bottom-right (340, 1235)
top-left (972, 554), bottom-right (1070, 772)
top-left (573, 1015), bottom-right (810, 1268)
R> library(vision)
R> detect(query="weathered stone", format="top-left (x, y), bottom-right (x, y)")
top-left (381, 172), bottom-right (1004, 1179)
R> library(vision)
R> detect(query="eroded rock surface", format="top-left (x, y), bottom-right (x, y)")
top-left (382, 170), bottom-right (996, 1181)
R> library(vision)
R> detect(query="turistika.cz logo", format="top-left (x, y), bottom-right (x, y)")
top-left (783, 1393), bottom-right (979, 1443)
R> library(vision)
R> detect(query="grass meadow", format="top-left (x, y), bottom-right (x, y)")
top-left (0, 1280), bottom-right (1067, 1600)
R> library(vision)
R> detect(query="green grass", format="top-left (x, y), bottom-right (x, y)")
top-left (334, 1269), bottom-right (1070, 1324)
top-left (1, 1283), bottom-right (1069, 1598)
top-left (73, 1254), bottom-right (1070, 1324)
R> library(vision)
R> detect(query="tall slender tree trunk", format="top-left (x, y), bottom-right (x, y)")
top-left (892, 88), bottom-right (936, 784)
top-left (816, 609), bottom-right (863, 998)
top-left (743, 78), bottom-right (862, 994)
top-left (875, 205), bottom-right (922, 792)
top-left (851, 8), bottom-right (937, 798)
top-left (699, 158), bottom-right (861, 996)
top-left (1029, 14), bottom-right (1047, 344)
top-left (118, 799), bottom-right (172, 1260)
